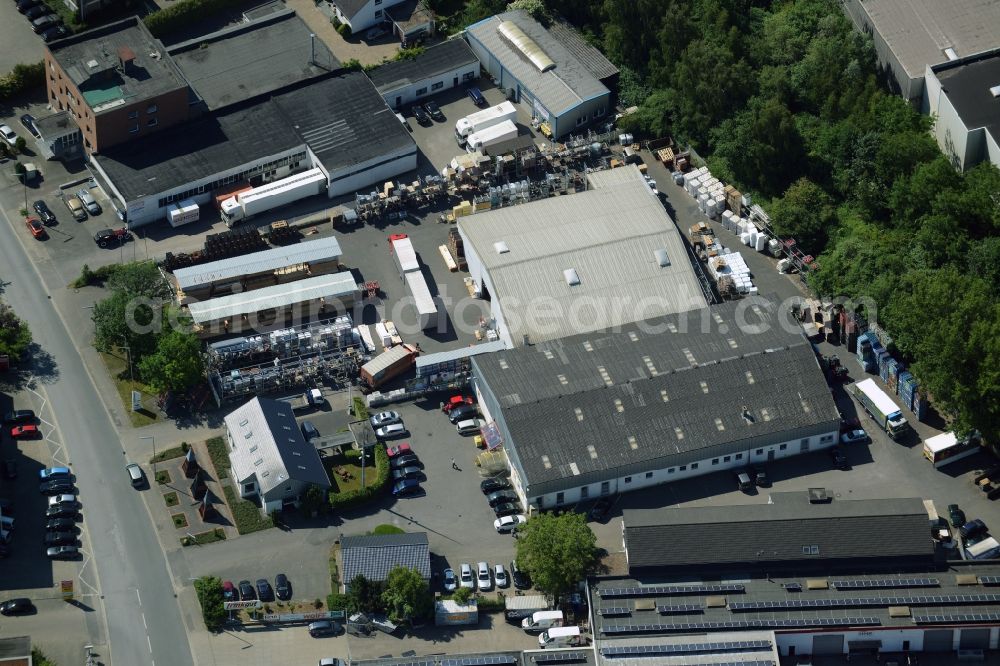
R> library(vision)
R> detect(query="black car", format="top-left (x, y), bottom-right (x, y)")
top-left (17, 0), bottom-right (39, 14)
top-left (423, 100), bottom-right (445, 122)
top-left (24, 4), bottom-right (48, 19)
top-left (45, 518), bottom-right (77, 532)
top-left (589, 497), bottom-right (614, 522)
top-left (948, 504), bottom-right (966, 528)
top-left (487, 490), bottom-right (518, 507)
top-left (829, 446), bottom-right (850, 470)
top-left (2, 459), bottom-right (16, 480)
top-left (392, 466), bottom-right (422, 481)
top-left (44, 531), bottom-right (76, 546)
top-left (94, 228), bottom-right (129, 248)
top-left (41, 24), bottom-right (70, 43)
top-left (510, 559), bottom-right (531, 589)
top-left (238, 580), bottom-right (256, 601)
top-left (0, 598), bottom-right (35, 616)
top-left (20, 114), bottom-right (40, 139)
top-left (752, 466), bottom-right (771, 487)
top-left (481, 477), bottom-right (510, 493)
top-left (47, 545), bottom-right (78, 560)
top-left (33, 200), bottom-right (56, 225)
top-left (32, 14), bottom-right (61, 34)
top-left (448, 404), bottom-right (478, 423)
top-left (256, 578), bottom-right (274, 602)
top-left (39, 479), bottom-right (75, 495)
top-left (3, 409), bottom-right (35, 425)
top-left (275, 573), bottom-right (291, 601)
top-left (390, 454), bottom-right (421, 469)
top-left (493, 502), bottom-right (521, 517)
top-left (411, 105), bottom-right (431, 125)
top-left (45, 505), bottom-right (80, 520)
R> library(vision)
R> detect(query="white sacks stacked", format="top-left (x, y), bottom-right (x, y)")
top-left (721, 249), bottom-right (755, 293)
top-left (722, 209), bottom-right (735, 231)
top-left (755, 233), bottom-right (769, 252)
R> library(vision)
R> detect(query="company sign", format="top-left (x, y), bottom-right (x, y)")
top-left (223, 600), bottom-right (262, 610)
top-left (61, 579), bottom-right (74, 600)
top-left (262, 610), bottom-right (345, 623)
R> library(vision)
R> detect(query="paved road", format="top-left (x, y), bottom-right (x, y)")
top-left (0, 213), bottom-right (194, 666)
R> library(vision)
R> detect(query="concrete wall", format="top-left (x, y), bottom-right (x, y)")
top-left (380, 63), bottom-right (479, 109)
top-left (458, 227), bottom-right (515, 347)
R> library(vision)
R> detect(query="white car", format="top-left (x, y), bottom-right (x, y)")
top-left (370, 411), bottom-right (401, 428)
top-left (459, 563), bottom-right (474, 589)
top-left (477, 561), bottom-right (491, 591)
top-left (494, 563), bottom-right (508, 588)
top-left (840, 429), bottom-right (869, 445)
top-left (375, 423), bottom-right (407, 439)
top-left (48, 493), bottom-right (77, 507)
top-left (0, 125), bottom-right (17, 147)
top-left (494, 514), bottom-right (527, 533)
top-left (442, 568), bottom-right (457, 592)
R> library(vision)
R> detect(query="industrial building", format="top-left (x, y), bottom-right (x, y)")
top-left (457, 166), bottom-right (705, 347)
top-left (470, 299), bottom-right (841, 510)
top-left (464, 10), bottom-right (616, 139)
top-left (340, 532), bottom-right (431, 592)
top-left (924, 48), bottom-right (1000, 171)
top-left (369, 38), bottom-right (480, 110)
top-left (842, 0), bottom-right (1000, 102)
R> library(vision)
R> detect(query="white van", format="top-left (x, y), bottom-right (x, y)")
top-left (522, 610), bottom-right (563, 633)
top-left (538, 625), bottom-right (581, 648)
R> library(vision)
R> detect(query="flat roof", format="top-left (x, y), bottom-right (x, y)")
top-left (624, 493), bottom-right (933, 571)
top-left (459, 166), bottom-right (705, 345)
top-left (369, 38), bottom-right (479, 94)
top-left (271, 71), bottom-right (417, 176)
top-left (49, 17), bottom-right (188, 111)
top-left (353, 653), bottom-right (539, 666)
top-left (934, 50), bottom-right (1000, 145)
top-left (174, 236), bottom-right (343, 291)
top-left (473, 300), bottom-right (841, 495)
top-left (465, 10), bottom-right (609, 116)
top-left (187, 272), bottom-right (357, 324)
top-left (546, 19), bottom-right (619, 82)
top-left (855, 0), bottom-right (1000, 79)
top-left (169, 9), bottom-right (339, 111)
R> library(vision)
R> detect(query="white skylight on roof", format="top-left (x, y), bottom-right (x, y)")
top-left (654, 248), bottom-right (671, 267)
top-left (991, 84), bottom-right (1000, 98)
top-left (494, 240), bottom-right (510, 254)
top-left (564, 268), bottom-right (580, 286)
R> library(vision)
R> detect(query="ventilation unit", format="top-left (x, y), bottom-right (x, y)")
top-left (654, 248), bottom-right (671, 267)
top-left (563, 268), bottom-right (580, 286)
top-left (494, 240), bottom-right (510, 254)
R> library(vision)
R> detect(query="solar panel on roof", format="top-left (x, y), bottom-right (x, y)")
top-left (599, 640), bottom-right (771, 657)
top-left (656, 604), bottom-right (703, 614)
top-left (599, 607), bottom-right (630, 616)
top-left (442, 657), bottom-right (517, 666)
top-left (782, 582), bottom-right (802, 592)
top-left (913, 612), bottom-right (1000, 624)
top-left (729, 593), bottom-right (1000, 612)
top-left (602, 617), bottom-right (879, 634)
top-left (532, 652), bottom-right (587, 664)
top-left (599, 584), bottom-right (744, 598)
top-left (979, 576), bottom-right (1000, 586)
top-left (832, 578), bottom-right (940, 590)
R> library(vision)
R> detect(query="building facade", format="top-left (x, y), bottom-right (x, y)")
top-left (369, 38), bottom-right (480, 110)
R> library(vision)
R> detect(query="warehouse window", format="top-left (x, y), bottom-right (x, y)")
top-left (712, 458), bottom-right (719, 465)
top-left (147, 118), bottom-right (157, 127)
top-left (735, 453), bottom-right (743, 460)
top-left (128, 110), bottom-right (138, 119)
top-left (129, 123), bottom-right (139, 133)
top-left (416, 87), bottom-right (427, 96)
top-left (576, 114), bottom-right (587, 126)
top-left (723, 455), bottom-right (731, 462)
top-left (780, 443), bottom-right (787, 450)
top-left (690, 463), bottom-right (698, 470)
top-left (645, 472), bottom-right (653, 479)
top-left (374, 9), bottom-right (381, 17)
top-left (595, 106), bottom-right (606, 117)
top-left (147, 104), bottom-right (158, 114)
top-left (432, 81), bottom-right (444, 91)
top-left (756, 448), bottom-right (763, 455)
top-left (821, 434), bottom-right (834, 442)
top-left (667, 468), bottom-right (674, 474)
top-left (679, 465), bottom-right (687, 471)
top-left (624, 476), bottom-right (631, 483)
top-left (556, 492), bottom-right (564, 504)
top-left (580, 486), bottom-right (589, 499)
top-left (463, 71), bottom-right (475, 81)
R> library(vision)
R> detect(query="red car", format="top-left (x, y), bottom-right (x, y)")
top-left (25, 216), bottom-right (46, 239)
top-left (11, 424), bottom-right (39, 439)
top-left (443, 395), bottom-right (475, 413)
top-left (387, 442), bottom-right (412, 458)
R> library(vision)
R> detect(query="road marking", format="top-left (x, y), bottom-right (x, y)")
top-left (147, 635), bottom-right (153, 653)
top-left (142, 612), bottom-right (148, 629)
top-left (136, 588), bottom-right (142, 607)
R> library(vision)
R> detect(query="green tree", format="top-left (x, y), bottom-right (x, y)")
top-left (0, 303), bottom-right (31, 360)
top-left (91, 290), bottom-right (159, 360)
top-left (452, 585), bottom-right (472, 604)
top-left (300, 483), bottom-right (326, 516)
top-left (193, 576), bottom-right (226, 632)
top-left (345, 574), bottom-right (384, 614)
top-left (515, 512), bottom-right (597, 598)
top-left (138, 330), bottom-right (204, 393)
top-left (381, 566), bottom-right (433, 623)
top-left (107, 260), bottom-right (170, 299)
top-left (768, 177), bottom-right (837, 254)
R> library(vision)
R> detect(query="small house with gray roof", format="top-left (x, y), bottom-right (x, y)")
top-left (340, 532), bottom-right (431, 591)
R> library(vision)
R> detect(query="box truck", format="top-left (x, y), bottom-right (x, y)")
top-left (220, 168), bottom-right (327, 226)
top-left (538, 626), bottom-right (583, 648)
top-left (522, 610), bottom-right (563, 633)
top-left (455, 101), bottom-right (516, 145)
top-left (359, 344), bottom-right (418, 388)
top-left (167, 199), bottom-right (200, 228)
top-left (466, 120), bottom-right (518, 154)
top-left (848, 379), bottom-right (909, 441)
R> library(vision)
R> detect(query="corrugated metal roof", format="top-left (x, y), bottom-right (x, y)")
top-left (546, 19), bottom-right (619, 81)
top-left (415, 339), bottom-right (507, 371)
top-left (187, 272), bottom-right (357, 324)
top-left (174, 236), bottom-right (343, 291)
top-left (369, 38), bottom-right (479, 93)
top-left (223, 397), bottom-right (331, 496)
top-left (458, 166), bottom-right (704, 344)
top-left (465, 10), bottom-right (609, 116)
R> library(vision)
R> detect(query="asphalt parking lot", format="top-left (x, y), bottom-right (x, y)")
top-left (0, 1), bottom-right (46, 75)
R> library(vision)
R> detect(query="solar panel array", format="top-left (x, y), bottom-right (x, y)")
top-left (442, 656), bottom-right (517, 666)
top-left (601, 617), bottom-right (879, 634)
top-left (599, 584), bottom-right (745, 598)
top-left (831, 578), bottom-right (939, 590)
top-left (600, 639), bottom-right (771, 657)
top-left (696, 662), bottom-right (774, 666)
top-left (656, 604), bottom-right (704, 615)
top-left (532, 652), bottom-right (587, 664)
top-left (729, 593), bottom-right (1000, 612)
top-left (912, 612), bottom-right (1000, 624)
top-left (979, 576), bottom-right (1000, 586)
top-left (599, 607), bottom-right (631, 617)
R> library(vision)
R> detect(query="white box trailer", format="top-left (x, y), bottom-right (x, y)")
top-left (455, 101), bottom-right (516, 145)
top-left (221, 168), bottom-right (327, 226)
top-left (391, 237), bottom-right (420, 280)
top-left (466, 120), bottom-right (518, 154)
top-left (167, 199), bottom-right (200, 227)
top-left (404, 270), bottom-right (438, 330)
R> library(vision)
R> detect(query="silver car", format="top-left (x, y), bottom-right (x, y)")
top-left (77, 189), bottom-right (102, 215)
top-left (369, 411), bottom-right (401, 428)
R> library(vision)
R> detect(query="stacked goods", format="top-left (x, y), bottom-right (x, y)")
top-left (914, 391), bottom-right (928, 421)
top-left (878, 351), bottom-right (892, 382)
top-left (886, 358), bottom-right (902, 393)
top-left (447, 228), bottom-right (467, 270)
top-left (856, 331), bottom-right (877, 372)
top-left (898, 372), bottom-right (917, 410)
top-left (707, 249), bottom-right (756, 294)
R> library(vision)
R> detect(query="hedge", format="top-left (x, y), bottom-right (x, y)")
top-left (205, 436), bottom-right (229, 480)
top-left (144, 0), bottom-right (249, 38)
top-left (0, 62), bottom-right (45, 102)
top-left (328, 445), bottom-right (389, 509)
top-left (476, 597), bottom-right (505, 613)
top-left (223, 485), bottom-right (273, 534)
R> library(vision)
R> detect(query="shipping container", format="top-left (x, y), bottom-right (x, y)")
top-left (359, 343), bottom-right (418, 388)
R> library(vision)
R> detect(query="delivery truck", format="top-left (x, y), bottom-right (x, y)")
top-left (466, 120), bottom-right (518, 154)
top-left (522, 610), bottom-right (563, 633)
top-left (360, 344), bottom-right (419, 389)
top-left (281, 388), bottom-right (324, 412)
top-left (455, 102), bottom-right (516, 145)
top-left (220, 168), bottom-right (327, 226)
top-left (848, 378), bottom-right (909, 441)
top-left (167, 199), bottom-right (200, 227)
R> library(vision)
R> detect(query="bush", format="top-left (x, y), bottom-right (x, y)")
top-left (328, 445), bottom-right (389, 509)
top-left (144, 0), bottom-right (249, 38)
top-left (337, 22), bottom-right (351, 37)
top-left (14, 137), bottom-right (26, 154)
top-left (452, 586), bottom-right (472, 604)
top-left (341, 58), bottom-right (362, 72)
top-left (372, 524), bottom-right (404, 535)
top-left (0, 62), bottom-right (44, 102)
top-left (476, 596), bottom-right (504, 612)
top-left (194, 576), bottom-right (226, 632)
top-left (351, 396), bottom-right (369, 420)
top-left (205, 436), bottom-right (229, 479)
top-left (70, 263), bottom-right (119, 289)
top-left (394, 46), bottom-right (426, 62)
top-left (149, 444), bottom-right (187, 463)
top-left (222, 485), bottom-right (273, 534)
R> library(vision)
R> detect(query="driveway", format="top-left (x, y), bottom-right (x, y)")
top-left (0, 2), bottom-right (45, 77)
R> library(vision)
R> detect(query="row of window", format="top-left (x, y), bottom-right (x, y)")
top-left (155, 152), bottom-right (307, 208)
top-left (414, 71), bottom-right (476, 97)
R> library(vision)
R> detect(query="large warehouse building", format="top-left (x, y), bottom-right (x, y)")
top-left (369, 38), bottom-right (480, 110)
top-left (470, 299), bottom-right (841, 510)
top-left (458, 166), bottom-right (706, 347)
top-left (464, 9), bottom-right (616, 139)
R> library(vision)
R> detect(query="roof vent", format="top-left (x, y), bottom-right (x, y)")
top-left (741, 407), bottom-right (755, 424)
top-left (654, 249), bottom-right (671, 267)
top-left (494, 240), bottom-right (510, 254)
top-left (563, 268), bottom-right (580, 286)
top-left (991, 85), bottom-right (1000, 98)
top-left (497, 20), bottom-right (555, 72)
top-left (808, 487), bottom-right (831, 503)
top-left (944, 47), bottom-right (959, 61)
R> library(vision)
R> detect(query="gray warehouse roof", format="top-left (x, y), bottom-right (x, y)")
top-left (546, 19), bottom-right (619, 82)
top-left (473, 299), bottom-right (841, 495)
top-left (223, 397), bottom-right (331, 496)
top-left (933, 50), bottom-right (1000, 145)
top-left (465, 10), bottom-right (609, 116)
top-left (271, 71), bottom-right (417, 175)
top-left (623, 492), bottom-right (934, 572)
top-left (458, 166), bottom-right (705, 345)
top-left (169, 9), bottom-right (339, 111)
top-left (852, 0), bottom-right (1000, 79)
top-left (368, 38), bottom-right (479, 93)
top-left (187, 272), bottom-right (358, 325)
top-left (173, 236), bottom-right (343, 291)
top-left (341, 532), bottom-right (431, 583)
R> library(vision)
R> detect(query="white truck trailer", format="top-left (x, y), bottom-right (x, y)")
top-left (465, 120), bottom-right (518, 154)
top-left (455, 101), bottom-right (516, 145)
top-left (220, 168), bottom-right (327, 227)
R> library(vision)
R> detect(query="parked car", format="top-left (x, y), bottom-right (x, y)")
top-left (752, 466), bottom-right (771, 487)
top-left (41, 24), bottom-right (70, 43)
top-left (840, 429), bottom-right (869, 445)
top-left (442, 568), bottom-right (457, 592)
top-left (493, 502), bottom-right (521, 517)
top-left (459, 563), bottom-right (474, 589)
top-left (948, 504), bottom-right (966, 528)
top-left (44, 531), bottom-right (76, 546)
top-left (47, 494), bottom-right (78, 508)
top-left (65, 196), bottom-right (87, 221)
top-left (3, 410), bottom-right (34, 425)
top-left (16, 0), bottom-right (39, 14)
top-left (481, 477), bottom-right (510, 493)
top-left (77, 189), bottom-right (101, 215)
top-left (11, 424), bottom-right (39, 439)
top-left (829, 446), bottom-right (850, 470)
top-left (20, 114), bottom-right (39, 139)
top-left (443, 395), bottom-right (475, 413)
top-left (589, 497), bottom-right (614, 522)
top-left (390, 454), bottom-right (421, 469)
top-left (126, 463), bottom-right (145, 488)
top-left (33, 200), bottom-right (56, 225)
top-left (476, 561), bottom-right (491, 591)
top-left (39, 466), bottom-right (70, 481)
top-left (960, 519), bottom-right (988, 539)
top-left (0, 125), bottom-right (17, 147)
top-left (448, 404), bottom-right (478, 423)
top-left (510, 559), bottom-right (531, 589)
top-left (0, 598), bottom-right (35, 616)
top-left (369, 411), bottom-right (401, 428)
top-left (32, 14), bottom-right (61, 34)
top-left (24, 4), bottom-right (48, 19)
top-left (487, 490), bottom-right (518, 507)
top-left (222, 581), bottom-right (236, 602)
top-left (391, 466), bottom-right (422, 481)
top-left (423, 100), bottom-right (445, 122)
top-left (39, 479), bottom-right (75, 495)
top-left (494, 514), bottom-right (526, 533)
top-left (256, 578), bottom-right (274, 602)
top-left (25, 217), bottom-right (46, 240)
top-left (238, 580), bottom-right (256, 601)
top-left (456, 418), bottom-right (484, 436)
top-left (467, 86), bottom-right (487, 107)
top-left (376, 423), bottom-right (407, 440)
top-left (386, 443), bottom-right (412, 458)
top-left (494, 563), bottom-right (509, 588)
top-left (300, 420), bottom-right (319, 440)
top-left (274, 573), bottom-right (291, 601)
top-left (46, 545), bottom-right (79, 560)
top-left (411, 105), bottom-right (431, 125)
top-left (45, 518), bottom-right (77, 532)
top-left (308, 620), bottom-right (337, 637)
top-left (391, 479), bottom-right (421, 497)
top-left (45, 505), bottom-right (80, 520)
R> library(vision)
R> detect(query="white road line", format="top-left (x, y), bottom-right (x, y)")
top-left (147, 635), bottom-right (153, 653)
top-left (142, 612), bottom-right (148, 630)
top-left (136, 588), bottom-right (142, 606)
